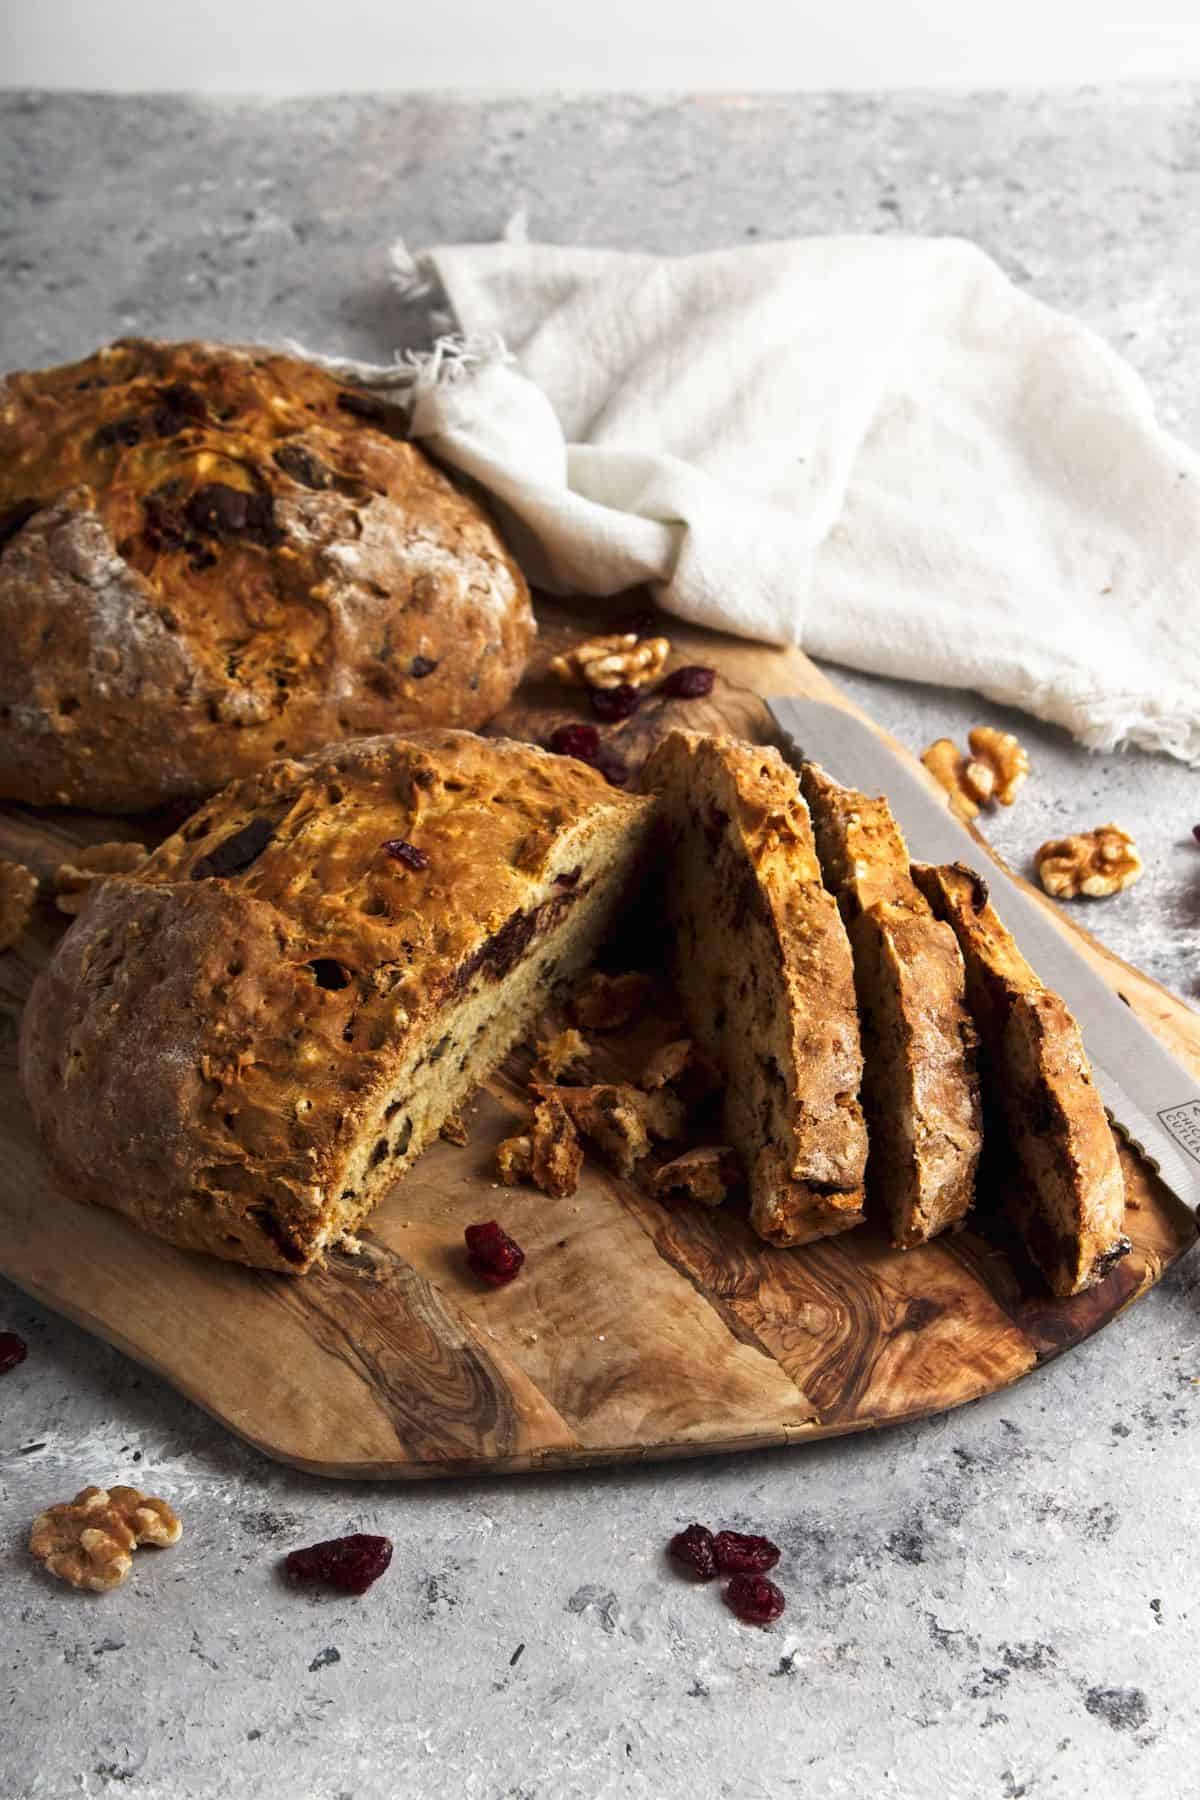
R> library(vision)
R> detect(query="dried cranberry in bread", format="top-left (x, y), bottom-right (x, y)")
top-left (19, 731), bottom-right (652, 1272)
top-left (643, 731), bottom-right (868, 1247)
top-left (912, 862), bottom-right (1129, 1296)
top-left (800, 764), bottom-right (982, 1249)
top-left (0, 339), bottom-right (534, 811)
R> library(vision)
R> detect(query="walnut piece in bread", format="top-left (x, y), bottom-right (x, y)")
top-left (643, 732), bottom-right (868, 1248)
top-left (801, 764), bottom-right (983, 1250)
top-left (0, 340), bottom-right (534, 811)
top-left (913, 862), bottom-right (1129, 1296)
top-left (19, 731), bottom-right (654, 1272)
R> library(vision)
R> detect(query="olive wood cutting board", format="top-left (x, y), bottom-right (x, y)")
top-left (0, 598), bottom-right (1195, 1478)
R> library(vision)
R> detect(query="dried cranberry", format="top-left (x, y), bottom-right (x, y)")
top-left (589, 684), bottom-right (642, 723)
top-left (410, 656), bottom-right (439, 679)
top-left (186, 482), bottom-right (281, 547)
top-left (284, 1533), bottom-right (393, 1596)
top-left (383, 839), bottom-right (430, 871)
top-left (465, 1220), bottom-right (525, 1286)
top-left (92, 415), bottom-right (143, 451)
top-left (661, 665), bottom-right (716, 700)
top-left (547, 723), bottom-right (601, 765)
top-left (713, 1531), bottom-right (780, 1574)
top-left (669, 1523), bottom-right (717, 1581)
top-left (1193, 824), bottom-right (1200, 846)
top-left (724, 1573), bottom-right (785, 1626)
top-left (273, 441), bottom-right (333, 489)
top-left (0, 1331), bottom-right (28, 1375)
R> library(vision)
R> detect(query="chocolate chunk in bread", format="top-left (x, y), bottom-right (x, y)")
top-left (801, 764), bottom-right (982, 1249)
top-left (19, 731), bottom-right (653, 1273)
top-left (0, 339), bottom-right (534, 811)
top-left (913, 861), bottom-right (1129, 1295)
top-left (643, 731), bottom-right (868, 1247)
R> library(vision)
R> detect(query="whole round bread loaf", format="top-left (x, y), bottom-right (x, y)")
top-left (19, 730), bottom-right (653, 1272)
top-left (0, 339), bottom-right (534, 811)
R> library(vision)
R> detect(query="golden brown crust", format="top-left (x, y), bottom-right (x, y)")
top-left (912, 861), bottom-right (1128, 1295)
top-left (19, 730), bottom-right (652, 1271)
top-left (801, 764), bottom-right (982, 1249)
top-left (643, 732), bottom-right (868, 1247)
top-left (0, 340), bottom-right (534, 810)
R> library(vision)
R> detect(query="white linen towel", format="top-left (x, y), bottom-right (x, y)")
top-left (317, 234), bottom-right (1200, 763)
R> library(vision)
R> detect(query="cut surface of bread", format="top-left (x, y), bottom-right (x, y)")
top-left (800, 764), bottom-right (982, 1249)
top-left (913, 862), bottom-right (1129, 1296)
top-left (19, 731), bottom-right (653, 1272)
top-left (643, 731), bottom-right (868, 1247)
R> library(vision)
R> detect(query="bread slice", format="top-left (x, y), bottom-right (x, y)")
top-left (20, 731), bottom-right (653, 1272)
top-left (642, 731), bottom-right (868, 1247)
top-left (800, 764), bottom-right (982, 1248)
top-left (912, 862), bottom-right (1129, 1295)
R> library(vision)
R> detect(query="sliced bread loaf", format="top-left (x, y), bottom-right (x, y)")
top-left (800, 764), bottom-right (983, 1248)
top-left (912, 862), bottom-right (1129, 1295)
top-left (643, 731), bottom-right (868, 1247)
top-left (20, 731), bottom-right (653, 1272)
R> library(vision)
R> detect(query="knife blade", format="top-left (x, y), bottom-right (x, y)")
top-left (768, 697), bottom-right (1200, 1212)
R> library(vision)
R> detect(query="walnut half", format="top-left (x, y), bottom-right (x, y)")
top-left (30, 1484), bottom-right (183, 1592)
top-left (549, 631), bottom-right (670, 691)
top-left (921, 726), bottom-right (1029, 819)
top-left (1035, 825), bottom-right (1143, 899)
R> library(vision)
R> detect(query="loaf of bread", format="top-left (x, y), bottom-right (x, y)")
top-left (801, 764), bottom-right (982, 1249)
top-left (643, 731), bottom-right (868, 1246)
top-left (19, 731), bottom-right (653, 1272)
top-left (0, 339), bottom-right (534, 811)
top-left (913, 862), bottom-right (1129, 1295)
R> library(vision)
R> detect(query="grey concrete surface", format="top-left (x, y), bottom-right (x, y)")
top-left (1, 89), bottom-right (1198, 1800)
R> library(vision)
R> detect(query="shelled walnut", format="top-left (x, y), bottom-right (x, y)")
top-left (968, 727), bottom-right (1029, 806)
top-left (550, 631), bottom-right (670, 691)
top-left (1035, 825), bottom-right (1143, 899)
top-left (921, 727), bottom-right (1029, 819)
top-left (29, 1484), bottom-right (182, 1592)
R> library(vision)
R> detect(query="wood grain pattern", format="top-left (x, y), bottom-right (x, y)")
top-left (0, 596), bottom-right (1194, 1477)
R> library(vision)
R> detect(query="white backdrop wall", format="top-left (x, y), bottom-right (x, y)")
top-left (5, 0), bottom-right (1200, 91)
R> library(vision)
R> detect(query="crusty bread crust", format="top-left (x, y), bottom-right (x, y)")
top-left (912, 862), bottom-right (1128, 1296)
top-left (19, 731), bottom-right (652, 1272)
top-left (0, 340), bottom-right (534, 810)
top-left (801, 764), bottom-right (982, 1249)
top-left (643, 731), bottom-right (868, 1247)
